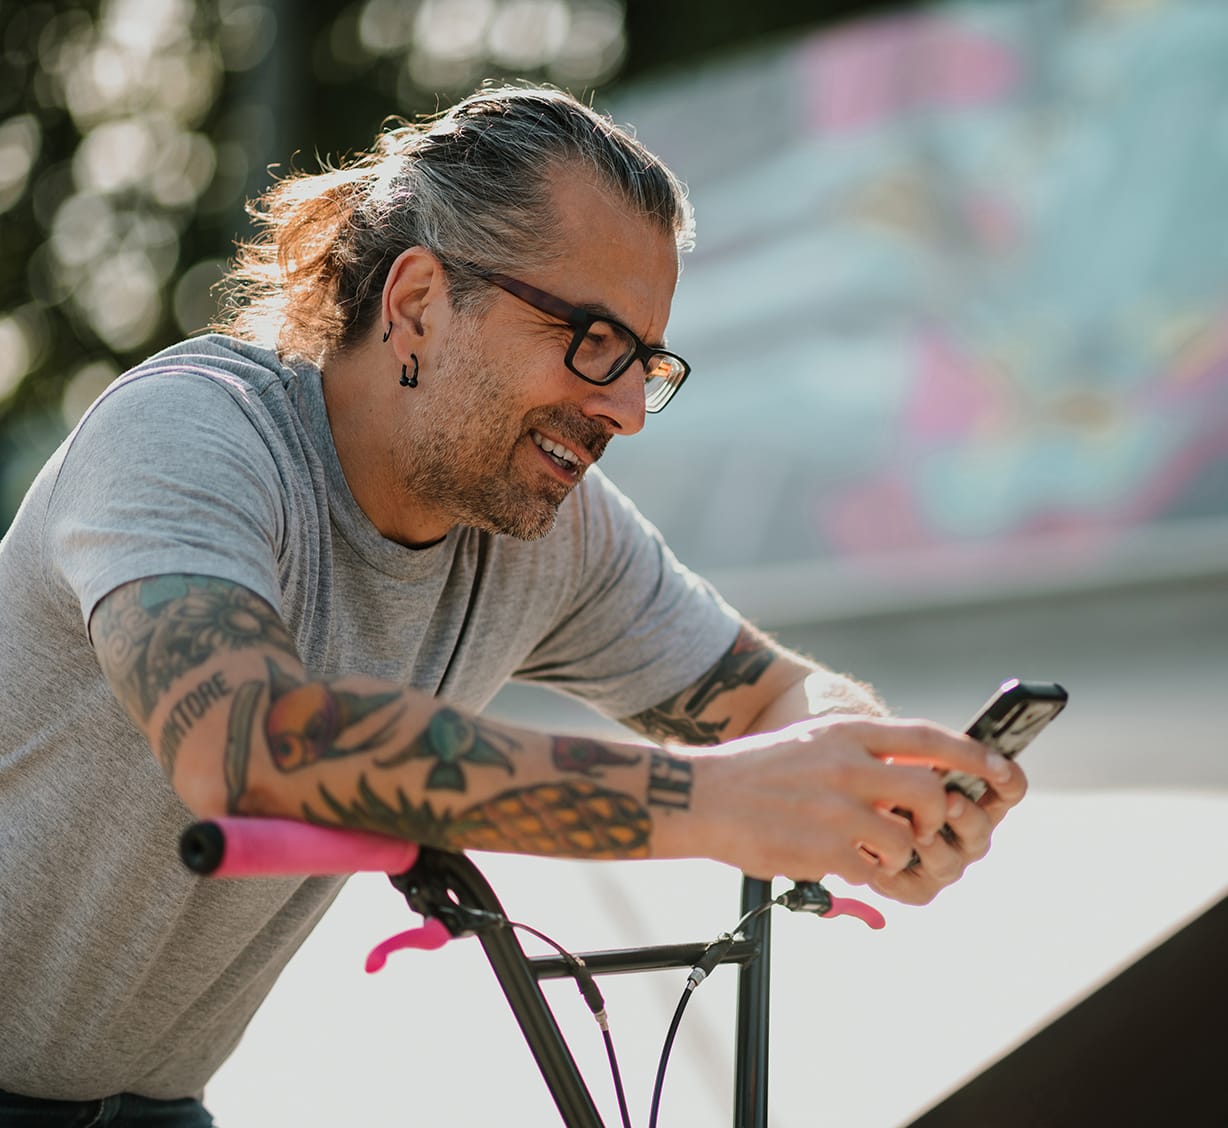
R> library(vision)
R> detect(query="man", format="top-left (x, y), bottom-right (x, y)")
top-left (0, 86), bottom-right (1024, 1124)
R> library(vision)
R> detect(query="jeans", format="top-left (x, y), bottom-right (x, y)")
top-left (0, 1090), bottom-right (214, 1127)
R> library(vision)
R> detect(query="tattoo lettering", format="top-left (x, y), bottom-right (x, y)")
top-left (158, 672), bottom-right (231, 776)
top-left (265, 659), bottom-right (403, 772)
top-left (373, 708), bottom-right (517, 791)
top-left (551, 736), bottom-right (642, 777)
top-left (306, 775), bottom-right (651, 859)
top-left (647, 750), bottom-right (693, 811)
top-left (622, 626), bottom-right (777, 746)
top-left (93, 575), bottom-right (297, 722)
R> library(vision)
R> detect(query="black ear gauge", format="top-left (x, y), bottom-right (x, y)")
top-left (400, 353), bottom-right (419, 388)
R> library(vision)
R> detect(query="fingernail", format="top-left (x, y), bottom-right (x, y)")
top-left (946, 793), bottom-right (966, 819)
top-left (987, 751), bottom-right (1012, 782)
top-left (918, 830), bottom-right (936, 846)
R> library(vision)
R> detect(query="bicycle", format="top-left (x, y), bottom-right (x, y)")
top-left (180, 680), bottom-right (1064, 1125)
top-left (179, 816), bottom-right (884, 1128)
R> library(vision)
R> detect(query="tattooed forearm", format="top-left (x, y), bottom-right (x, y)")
top-left (625, 710), bottom-right (728, 746)
top-left (647, 750), bottom-right (693, 810)
top-left (158, 672), bottom-right (231, 777)
top-left (265, 659), bottom-right (402, 771)
top-left (224, 680), bottom-right (265, 814)
top-left (681, 627), bottom-right (776, 714)
top-left (305, 774), bottom-right (651, 858)
top-left (223, 659), bottom-right (406, 810)
top-left (93, 575), bottom-right (297, 722)
top-left (551, 736), bottom-right (642, 777)
top-left (621, 626), bottom-right (777, 745)
top-left (374, 708), bottom-right (518, 791)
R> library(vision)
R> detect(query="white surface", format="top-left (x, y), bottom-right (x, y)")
top-left (205, 789), bottom-right (1228, 1128)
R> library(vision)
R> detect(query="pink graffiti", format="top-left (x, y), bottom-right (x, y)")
top-left (907, 329), bottom-right (1011, 441)
top-left (800, 13), bottom-right (1021, 134)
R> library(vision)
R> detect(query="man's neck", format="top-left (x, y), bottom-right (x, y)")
top-left (320, 342), bottom-right (452, 548)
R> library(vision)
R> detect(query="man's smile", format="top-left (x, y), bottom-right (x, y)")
top-left (530, 428), bottom-right (584, 473)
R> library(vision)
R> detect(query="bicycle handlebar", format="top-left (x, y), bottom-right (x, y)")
top-left (179, 817), bottom-right (419, 878)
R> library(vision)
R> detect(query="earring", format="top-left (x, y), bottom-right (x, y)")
top-left (400, 353), bottom-right (419, 388)
top-left (382, 322), bottom-right (392, 342)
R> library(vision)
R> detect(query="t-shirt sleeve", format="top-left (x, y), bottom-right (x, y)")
top-left (511, 469), bottom-right (743, 719)
top-left (44, 370), bottom-right (287, 631)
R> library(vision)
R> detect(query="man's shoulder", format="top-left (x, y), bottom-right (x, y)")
top-left (114, 333), bottom-right (295, 402)
top-left (77, 334), bottom-right (313, 446)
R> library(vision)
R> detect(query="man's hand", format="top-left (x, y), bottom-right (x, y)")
top-left (661, 715), bottom-right (1027, 905)
top-left (869, 753), bottom-right (1027, 904)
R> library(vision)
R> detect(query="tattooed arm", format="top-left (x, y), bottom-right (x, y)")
top-left (91, 574), bottom-right (666, 860)
top-left (620, 622), bottom-right (888, 748)
top-left (618, 622), bottom-right (1028, 905)
top-left (90, 576), bottom-right (1023, 898)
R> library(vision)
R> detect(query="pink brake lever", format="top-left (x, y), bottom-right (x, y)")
top-left (365, 918), bottom-right (453, 973)
top-left (821, 896), bottom-right (886, 930)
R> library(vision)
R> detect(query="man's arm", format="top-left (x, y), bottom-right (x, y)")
top-left (92, 574), bottom-right (661, 859)
top-left (619, 622), bottom-right (885, 747)
top-left (92, 575), bottom-right (1018, 900)
top-left (619, 620), bottom-right (1026, 904)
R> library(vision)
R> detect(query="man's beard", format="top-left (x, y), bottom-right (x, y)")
top-left (394, 336), bottom-right (611, 541)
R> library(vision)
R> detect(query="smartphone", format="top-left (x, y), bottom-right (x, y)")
top-left (943, 677), bottom-right (1069, 801)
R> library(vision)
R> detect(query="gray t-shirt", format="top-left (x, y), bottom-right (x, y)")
top-left (0, 335), bottom-right (740, 1101)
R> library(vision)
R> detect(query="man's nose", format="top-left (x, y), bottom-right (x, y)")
top-left (580, 365), bottom-right (647, 436)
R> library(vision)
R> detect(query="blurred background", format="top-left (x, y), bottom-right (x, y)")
top-left (3, 0), bottom-right (1225, 1124)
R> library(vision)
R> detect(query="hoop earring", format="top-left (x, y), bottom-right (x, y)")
top-left (400, 353), bottom-right (419, 388)
top-left (382, 322), bottom-right (392, 342)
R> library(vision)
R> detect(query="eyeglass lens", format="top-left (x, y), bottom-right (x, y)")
top-left (572, 319), bottom-right (685, 411)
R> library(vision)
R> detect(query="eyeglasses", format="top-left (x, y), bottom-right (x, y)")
top-left (446, 261), bottom-right (690, 414)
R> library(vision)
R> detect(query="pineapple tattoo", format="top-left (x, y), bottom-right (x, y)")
top-left (307, 774), bottom-right (651, 859)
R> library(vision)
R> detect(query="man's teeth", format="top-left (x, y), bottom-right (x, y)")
top-left (531, 430), bottom-right (580, 468)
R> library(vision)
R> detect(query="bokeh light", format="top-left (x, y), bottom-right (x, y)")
top-left (4, 0), bottom-right (831, 527)
top-left (0, 114), bottom-right (41, 214)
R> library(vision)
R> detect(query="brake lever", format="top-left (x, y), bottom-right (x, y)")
top-left (779, 881), bottom-right (886, 930)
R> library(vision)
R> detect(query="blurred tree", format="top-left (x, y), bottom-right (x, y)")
top-left (0, 0), bottom-right (921, 525)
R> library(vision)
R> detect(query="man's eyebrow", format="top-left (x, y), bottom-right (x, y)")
top-left (577, 300), bottom-right (669, 351)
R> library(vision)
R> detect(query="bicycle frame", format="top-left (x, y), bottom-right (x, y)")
top-left (391, 844), bottom-right (773, 1128)
top-left (181, 818), bottom-right (882, 1127)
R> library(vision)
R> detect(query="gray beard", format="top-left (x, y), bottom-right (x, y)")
top-left (392, 381), bottom-right (609, 542)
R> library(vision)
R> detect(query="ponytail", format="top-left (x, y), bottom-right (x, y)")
top-left (212, 84), bottom-right (694, 362)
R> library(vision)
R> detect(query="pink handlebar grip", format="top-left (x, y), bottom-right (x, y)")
top-left (822, 896), bottom-right (886, 930)
top-left (180, 817), bottom-right (419, 878)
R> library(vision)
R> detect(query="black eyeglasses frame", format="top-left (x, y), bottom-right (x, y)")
top-left (443, 259), bottom-right (690, 413)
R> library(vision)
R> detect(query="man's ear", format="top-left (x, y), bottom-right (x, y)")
top-left (382, 246), bottom-right (449, 348)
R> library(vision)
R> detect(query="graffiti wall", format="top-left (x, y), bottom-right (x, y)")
top-left (603, 0), bottom-right (1228, 613)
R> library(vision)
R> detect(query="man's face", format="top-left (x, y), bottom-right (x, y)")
top-left (398, 170), bottom-right (680, 541)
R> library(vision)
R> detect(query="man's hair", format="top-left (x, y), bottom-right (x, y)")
top-left (213, 84), bottom-right (694, 360)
